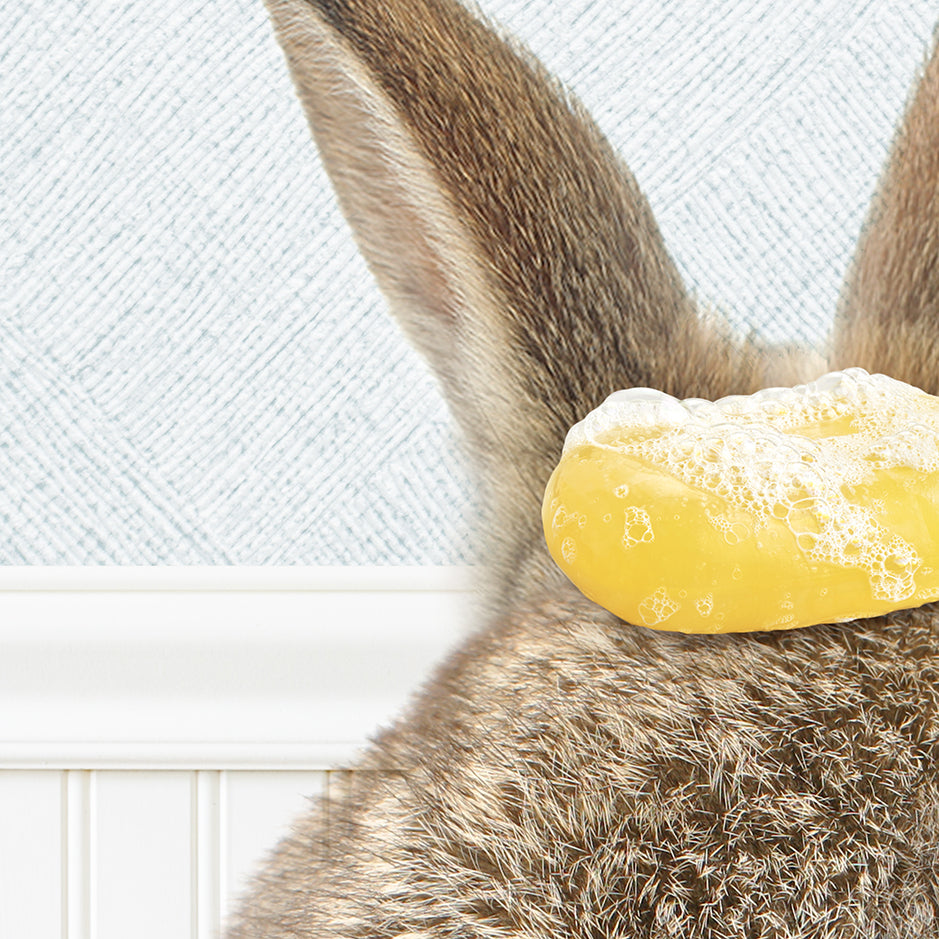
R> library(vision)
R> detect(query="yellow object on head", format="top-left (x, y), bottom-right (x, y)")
top-left (542, 369), bottom-right (939, 633)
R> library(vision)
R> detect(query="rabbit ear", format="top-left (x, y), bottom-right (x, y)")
top-left (833, 37), bottom-right (939, 391)
top-left (265, 0), bottom-right (758, 600)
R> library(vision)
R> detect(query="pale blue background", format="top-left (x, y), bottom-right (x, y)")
top-left (2, 0), bottom-right (936, 563)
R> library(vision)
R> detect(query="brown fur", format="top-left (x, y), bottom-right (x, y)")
top-left (834, 41), bottom-right (939, 393)
top-left (228, 2), bottom-right (939, 936)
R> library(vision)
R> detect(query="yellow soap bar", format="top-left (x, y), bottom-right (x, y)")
top-left (542, 369), bottom-right (939, 633)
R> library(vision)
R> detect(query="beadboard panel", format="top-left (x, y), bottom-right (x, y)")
top-left (0, 770), bottom-right (63, 938)
top-left (95, 772), bottom-right (193, 939)
top-left (0, 568), bottom-right (474, 938)
top-left (0, 769), bottom-right (331, 939)
top-left (222, 770), bottom-right (327, 921)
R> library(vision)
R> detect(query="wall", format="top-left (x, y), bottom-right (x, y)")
top-left (4, 0), bottom-right (937, 564)
top-left (0, 568), bottom-right (473, 938)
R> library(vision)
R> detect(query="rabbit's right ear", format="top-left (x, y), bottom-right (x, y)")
top-left (833, 37), bottom-right (939, 390)
top-left (265, 0), bottom-right (757, 598)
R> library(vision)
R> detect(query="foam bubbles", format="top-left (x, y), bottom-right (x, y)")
top-left (622, 506), bottom-right (654, 549)
top-left (705, 510), bottom-right (750, 545)
top-left (565, 369), bottom-right (939, 603)
top-left (561, 537), bottom-right (576, 564)
top-left (638, 586), bottom-right (680, 625)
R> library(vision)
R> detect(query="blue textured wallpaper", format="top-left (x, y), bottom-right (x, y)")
top-left (2, 0), bottom-right (936, 563)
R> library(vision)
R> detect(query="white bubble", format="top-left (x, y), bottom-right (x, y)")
top-left (561, 538), bottom-right (576, 564)
top-left (638, 587), bottom-right (680, 625)
top-left (622, 506), bottom-right (654, 550)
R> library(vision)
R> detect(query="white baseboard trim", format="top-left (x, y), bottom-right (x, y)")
top-left (0, 566), bottom-right (477, 770)
top-left (0, 741), bottom-right (369, 771)
top-left (0, 565), bottom-right (476, 592)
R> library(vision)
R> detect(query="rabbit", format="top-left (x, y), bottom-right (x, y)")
top-left (228, 1), bottom-right (939, 936)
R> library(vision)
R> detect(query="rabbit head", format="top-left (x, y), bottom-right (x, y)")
top-left (229, 2), bottom-right (939, 937)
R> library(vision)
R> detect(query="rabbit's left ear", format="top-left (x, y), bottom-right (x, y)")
top-left (264, 0), bottom-right (482, 397)
top-left (263, 0), bottom-right (755, 455)
top-left (833, 38), bottom-right (939, 391)
top-left (264, 0), bottom-right (764, 601)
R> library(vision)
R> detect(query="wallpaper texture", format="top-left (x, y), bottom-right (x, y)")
top-left (3, 0), bottom-right (936, 563)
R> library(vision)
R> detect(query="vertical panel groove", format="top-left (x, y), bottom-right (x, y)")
top-left (65, 770), bottom-right (94, 939)
top-left (90, 771), bottom-right (98, 939)
top-left (194, 770), bottom-right (222, 939)
top-left (218, 770), bottom-right (229, 934)
top-left (191, 773), bottom-right (198, 939)
top-left (61, 772), bottom-right (69, 939)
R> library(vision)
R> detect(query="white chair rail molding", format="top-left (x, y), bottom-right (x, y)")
top-left (0, 566), bottom-right (474, 939)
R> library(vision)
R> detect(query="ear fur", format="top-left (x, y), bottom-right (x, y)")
top-left (833, 36), bottom-right (939, 391)
top-left (265, 0), bottom-right (769, 605)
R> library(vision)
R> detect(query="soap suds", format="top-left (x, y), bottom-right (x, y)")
top-left (638, 586), bottom-right (680, 625)
top-left (564, 369), bottom-right (938, 602)
top-left (622, 506), bottom-right (654, 550)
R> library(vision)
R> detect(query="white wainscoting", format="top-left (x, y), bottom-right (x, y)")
top-left (0, 567), bottom-right (475, 939)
